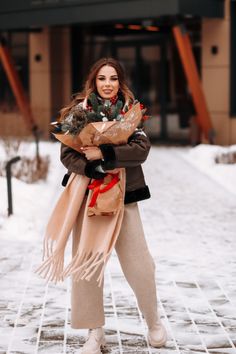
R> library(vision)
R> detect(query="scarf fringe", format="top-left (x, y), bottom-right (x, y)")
top-left (35, 248), bottom-right (110, 286)
top-left (63, 250), bottom-right (110, 287)
top-left (35, 248), bottom-right (65, 283)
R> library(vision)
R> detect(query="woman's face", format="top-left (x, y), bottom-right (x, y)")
top-left (95, 65), bottom-right (119, 99)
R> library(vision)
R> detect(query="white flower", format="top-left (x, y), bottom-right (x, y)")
top-left (104, 100), bottom-right (111, 108)
top-left (65, 113), bottom-right (74, 123)
top-left (116, 114), bottom-right (123, 121)
top-left (102, 117), bottom-right (108, 122)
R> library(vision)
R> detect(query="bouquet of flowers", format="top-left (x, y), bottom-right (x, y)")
top-left (51, 93), bottom-right (147, 151)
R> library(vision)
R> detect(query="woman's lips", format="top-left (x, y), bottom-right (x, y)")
top-left (103, 90), bottom-right (112, 94)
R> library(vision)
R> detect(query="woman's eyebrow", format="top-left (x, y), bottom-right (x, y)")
top-left (97, 74), bottom-right (118, 77)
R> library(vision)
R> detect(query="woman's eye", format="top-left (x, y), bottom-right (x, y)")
top-left (97, 77), bottom-right (118, 81)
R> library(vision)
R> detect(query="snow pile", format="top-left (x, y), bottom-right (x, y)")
top-left (0, 141), bottom-right (65, 241)
top-left (181, 144), bottom-right (236, 196)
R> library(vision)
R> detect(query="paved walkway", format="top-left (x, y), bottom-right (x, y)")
top-left (1, 146), bottom-right (236, 354)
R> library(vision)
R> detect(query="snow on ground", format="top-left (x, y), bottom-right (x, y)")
top-left (0, 141), bottom-right (65, 241)
top-left (0, 141), bottom-right (236, 354)
top-left (180, 144), bottom-right (236, 196)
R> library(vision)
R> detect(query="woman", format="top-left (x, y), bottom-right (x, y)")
top-left (60, 58), bottom-right (167, 353)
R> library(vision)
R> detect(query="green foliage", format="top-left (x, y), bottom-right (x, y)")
top-left (89, 93), bottom-right (99, 112)
top-left (55, 94), bottom-right (128, 136)
top-left (87, 112), bottom-right (98, 122)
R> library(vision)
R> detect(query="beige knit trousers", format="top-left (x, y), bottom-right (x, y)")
top-left (71, 199), bottom-right (159, 329)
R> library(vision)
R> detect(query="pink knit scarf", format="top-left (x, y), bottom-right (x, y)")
top-left (36, 169), bottom-right (126, 286)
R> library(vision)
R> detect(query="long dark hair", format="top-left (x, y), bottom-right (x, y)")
top-left (60, 57), bottom-right (134, 120)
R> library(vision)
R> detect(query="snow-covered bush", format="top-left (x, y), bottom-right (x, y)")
top-left (0, 137), bottom-right (50, 183)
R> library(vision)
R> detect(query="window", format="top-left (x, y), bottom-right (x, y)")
top-left (0, 32), bottom-right (29, 112)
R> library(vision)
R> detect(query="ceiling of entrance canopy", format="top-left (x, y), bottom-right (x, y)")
top-left (0, 0), bottom-right (224, 30)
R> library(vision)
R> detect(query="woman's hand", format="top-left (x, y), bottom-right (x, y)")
top-left (81, 147), bottom-right (120, 173)
top-left (81, 146), bottom-right (103, 160)
top-left (106, 168), bottom-right (120, 174)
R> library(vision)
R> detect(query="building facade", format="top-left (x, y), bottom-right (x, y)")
top-left (0, 0), bottom-right (235, 145)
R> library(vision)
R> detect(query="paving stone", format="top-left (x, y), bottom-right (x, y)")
top-left (1, 147), bottom-right (236, 353)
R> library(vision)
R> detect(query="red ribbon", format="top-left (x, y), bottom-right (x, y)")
top-left (88, 173), bottom-right (120, 208)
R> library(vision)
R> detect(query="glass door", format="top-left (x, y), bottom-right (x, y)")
top-left (113, 39), bottom-right (168, 139)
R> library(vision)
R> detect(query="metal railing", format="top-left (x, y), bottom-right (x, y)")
top-left (6, 156), bottom-right (21, 216)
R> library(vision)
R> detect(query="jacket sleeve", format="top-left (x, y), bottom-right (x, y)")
top-left (99, 129), bottom-right (151, 170)
top-left (60, 143), bottom-right (106, 179)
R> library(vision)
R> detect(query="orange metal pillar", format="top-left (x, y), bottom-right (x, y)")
top-left (172, 24), bottom-right (215, 143)
top-left (0, 40), bottom-right (38, 136)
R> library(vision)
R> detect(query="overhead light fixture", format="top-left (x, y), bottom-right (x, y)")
top-left (146, 26), bottom-right (160, 32)
top-left (127, 25), bottom-right (142, 30)
top-left (114, 23), bottom-right (159, 32)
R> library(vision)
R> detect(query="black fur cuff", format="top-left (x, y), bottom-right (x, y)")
top-left (99, 144), bottom-right (117, 170)
top-left (125, 186), bottom-right (151, 204)
top-left (84, 160), bottom-right (106, 179)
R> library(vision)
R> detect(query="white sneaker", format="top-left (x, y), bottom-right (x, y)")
top-left (147, 321), bottom-right (167, 348)
top-left (80, 327), bottom-right (106, 354)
